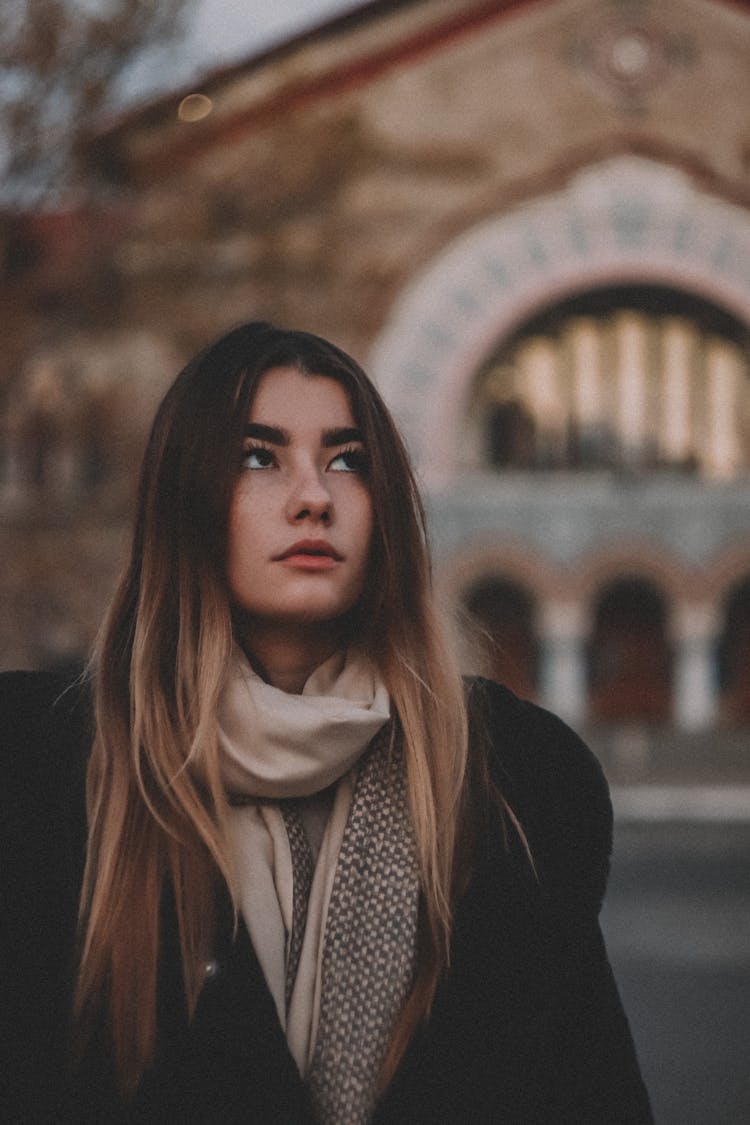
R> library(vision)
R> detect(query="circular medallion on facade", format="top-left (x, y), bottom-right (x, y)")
top-left (569, 2), bottom-right (694, 109)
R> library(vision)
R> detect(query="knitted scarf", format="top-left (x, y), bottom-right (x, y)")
top-left (217, 646), bottom-right (420, 1124)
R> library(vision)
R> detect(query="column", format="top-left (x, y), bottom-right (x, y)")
top-left (516, 337), bottom-right (566, 466)
top-left (568, 318), bottom-right (604, 426)
top-left (660, 317), bottom-right (695, 465)
top-left (704, 339), bottom-right (744, 480)
top-left (538, 600), bottom-right (587, 726)
top-left (671, 602), bottom-right (719, 730)
top-left (614, 311), bottom-right (649, 463)
top-left (567, 317), bottom-right (605, 462)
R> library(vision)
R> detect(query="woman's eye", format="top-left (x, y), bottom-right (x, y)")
top-left (241, 446), bottom-right (276, 470)
top-left (329, 447), bottom-right (367, 474)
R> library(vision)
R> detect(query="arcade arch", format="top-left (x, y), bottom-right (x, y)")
top-left (587, 576), bottom-right (672, 723)
top-left (442, 540), bottom-right (750, 728)
top-left (460, 575), bottom-right (538, 699)
top-left (717, 576), bottom-right (750, 723)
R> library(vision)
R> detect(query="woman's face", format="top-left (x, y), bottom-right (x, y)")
top-left (226, 365), bottom-right (374, 648)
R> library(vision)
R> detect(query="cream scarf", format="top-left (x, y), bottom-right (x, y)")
top-left (217, 645), bottom-right (391, 1075)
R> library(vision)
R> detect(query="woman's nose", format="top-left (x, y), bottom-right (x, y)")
top-left (285, 466), bottom-right (332, 523)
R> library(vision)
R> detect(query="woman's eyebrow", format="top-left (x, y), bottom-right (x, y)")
top-left (244, 423), bottom-right (288, 445)
top-left (322, 427), bottom-right (364, 447)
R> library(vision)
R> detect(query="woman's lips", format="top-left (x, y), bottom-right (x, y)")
top-left (274, 539), bottom-right (343, 568)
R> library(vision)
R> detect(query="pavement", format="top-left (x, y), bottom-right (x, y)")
top-left (571, 725), bottom-right (750, 1122)
top-left (601, 818), bottom-right (750, 1125)
top-left (611, 784), bottom-right (750, 822)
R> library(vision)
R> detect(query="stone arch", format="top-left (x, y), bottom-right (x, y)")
top-left (702, 549), bottom-right (750, 724)
top-left (568, 542), bottom-right (690, 723)
top-left (437, 540), bottom-right (562, 604)
top-left (716, 574), bottom-right (750, 723)
top-left (572, 540), bottom-right (691, 608)
top-left (370, 155), bottom-right (750, 484)
top-left (436, 541), bottom-right (557, 699)
top-left (461, 575), bottom-right (539, 699)
top-left (588, 573), bottom-right (673, 723)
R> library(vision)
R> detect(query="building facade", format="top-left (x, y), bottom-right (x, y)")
top-left (2, 0), bottom-right (750, 744)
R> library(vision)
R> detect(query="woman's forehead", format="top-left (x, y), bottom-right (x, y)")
top-left (249, 365), bottom-right (356, 429)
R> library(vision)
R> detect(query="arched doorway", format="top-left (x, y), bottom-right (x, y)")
top-left (461, 576), bottom-right (537, 699)
top-left (718, 576), bottom-right (750, 723)
top-left (588, 577), bottom-right (672, 722)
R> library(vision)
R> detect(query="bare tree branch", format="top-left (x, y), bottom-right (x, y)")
top-left (0, 0), bottom-right (191, 204)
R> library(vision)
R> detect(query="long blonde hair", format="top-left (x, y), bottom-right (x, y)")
top-left (75, 323), bottom-right (470, 1093)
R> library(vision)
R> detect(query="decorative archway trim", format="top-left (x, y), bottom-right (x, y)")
top-left (436, 539), bottom-right (563, 604)
top-left (370, 155), bottom-right (750, 483)
top-left (572, 540), bottom-right (692, 606)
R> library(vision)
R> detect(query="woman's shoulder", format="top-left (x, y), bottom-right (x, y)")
top-left (466, 676), bottom-right (608, 804)
top-left (466, 676), bottom-right (612, 909)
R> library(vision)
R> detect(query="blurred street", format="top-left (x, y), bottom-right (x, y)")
top-left (602, 816), bottom-right (750, 1125)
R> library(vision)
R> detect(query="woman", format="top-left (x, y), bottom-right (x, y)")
top-left (1, 322), bottom-right (652, 1124)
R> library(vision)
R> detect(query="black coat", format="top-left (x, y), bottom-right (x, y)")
top-left (1, 671), bottom-right (652, 1124)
